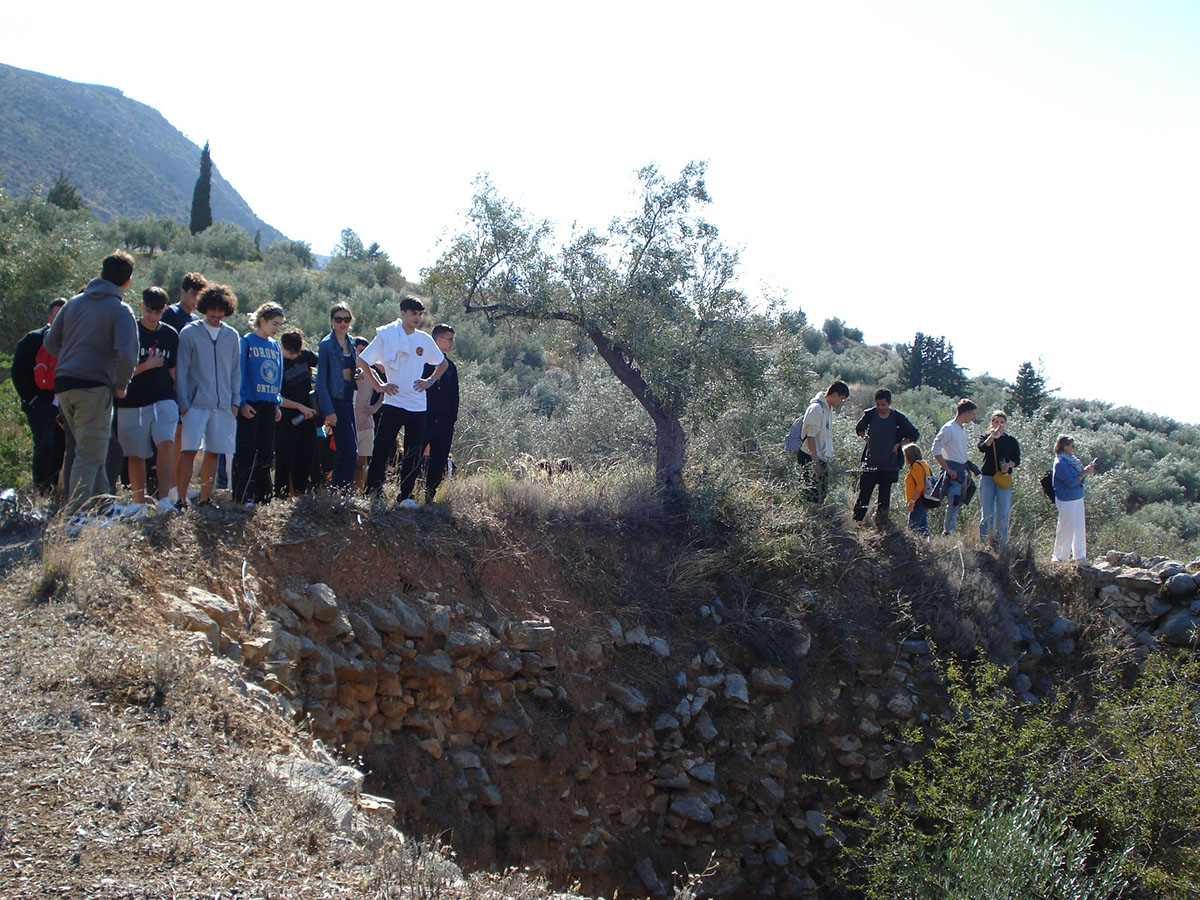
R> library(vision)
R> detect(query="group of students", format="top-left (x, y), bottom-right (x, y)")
top-left (788, 382), bottom-right (1095, 561)
top-left (12, 251), bottom-right (460, 517)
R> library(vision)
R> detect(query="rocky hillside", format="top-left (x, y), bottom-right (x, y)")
top-left (0, 63), bottom-right (284, 242)
top-left (4, 475), bottom-right (1183, 899)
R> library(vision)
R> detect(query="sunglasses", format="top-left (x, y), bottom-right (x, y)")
top-left (332, 316), bottom-right (352, 323)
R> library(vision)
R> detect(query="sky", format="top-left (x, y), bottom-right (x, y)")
top-left (3, 0), bottom-right (1198, 422)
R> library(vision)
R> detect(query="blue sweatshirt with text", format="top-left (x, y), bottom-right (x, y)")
top-left (239, 332), bottom-right (283, 407)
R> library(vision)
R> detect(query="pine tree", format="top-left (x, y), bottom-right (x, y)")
top-left (1008, 361), bottom-right (1049, 414)
top-left (46, 171), bottom-right (86, 211)
top-left (189, 142), bottom-right (213, 235)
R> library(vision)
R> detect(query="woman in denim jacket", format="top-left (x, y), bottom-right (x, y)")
top-left (316, 303), bottom-right (358, 489)
top-left (1051, 433), bottom-right (1095, 562)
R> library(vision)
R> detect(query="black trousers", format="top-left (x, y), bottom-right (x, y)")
top-left (424, 417), bottom-right (455, 502)
top-left (367, 406), bottom-right (425, 501)
top-left (274, 415), bottom-right (316, 497)
top-left (854, 469), bottom-right (899, 523)
top-left (24, 400), bottom-right (65, 493)
top-left (233, 402), bottom-right (278, 503)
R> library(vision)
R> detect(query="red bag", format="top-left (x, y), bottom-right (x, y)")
top-left (33, 343), bottom-right (57, 391)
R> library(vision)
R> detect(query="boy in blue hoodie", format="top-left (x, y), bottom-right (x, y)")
top-left (174, 285), bottom-right (241, 509)
top-left (233, 302), bottom-right (285, 506)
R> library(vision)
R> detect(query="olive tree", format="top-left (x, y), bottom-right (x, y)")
top-left (432, 162), bottom-right (764, 506)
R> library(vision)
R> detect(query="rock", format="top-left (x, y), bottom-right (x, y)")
top-left (857, 718), bottom-right (881, 739)
top-left (804, 810), bottom-right (827, 837)
top-left (724, 673), bottom-right (750, 705)
top-left (886, 694), bottom-right (915, 718)
top-left (307, 584), bottom-right (339, 623)
top-left (447, 622), bottom-right (496, 659)
top-left (509, 620), bottom-right (555, 650)
top-left (486, 717), bottom-right (524, 742)
top-left (1115, 568), bottom-right (1161, 591)
top-left (669, 795), bottom-right (713, 824)
top-left (347, 612), bottom-right (383, 652)
top-left (694, 715), bottom-right (719, 743)
top-left (765, 842), bottom-right (791, 867)
top-left (742, 820), bottom-right (776, 845)
top-left (1157, 610), bottom-right (1200, 646)
top-left (636, 858), bottom-right (667, 896)
top-left (281, 588), bottom-right (314, 620)
top-left (1166, 573), bottom-right (1198, 597)
top-left (650, 636), bottom-right (671, 658)
top-left (625, 625), bottom-right (650, 646)
top-left (270, 755), bottom-right (364, 796)
top-left (1145, 596), bottom-right (1172, 618)
top-left (830, 734), bottom-right (862, 752)
top-left (479, 785), bottom-right (503, 807)
top-left (751, 668), bottom-right (794, 694)
top-left (901, 639), bottom-right (931, 656)
top-left (361, 601), bottom-right (401, 632)
top-left (653, 714), bottom-right (681, 738)
top-left (688, 761), bottom-right (716, 783)
top-left (1012, 673), bottom-right (1033, 693)
top-left (415, 739), bottom-right (443, 758)
top-left (412, 652), bottom-right (454, 678)
top-left (385, 595), bottom-right (428, 638)
top-left (1048, 616), bottom-right (1078, 639)
top-left (185, 587), bottom-right (240, 630)
top-left (158, 595), bottom-right (219, 648)
top-left (1156, 563), bottom-right (1186, 582)
top-left (750, 777), bottom-right (784, 812)
top-left (607, 683), bottom-right (648, 714)
top-left (703, 648), bottom-right (723, 668)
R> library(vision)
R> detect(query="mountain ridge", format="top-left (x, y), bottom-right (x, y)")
top-left (0, 62), bottom-right (285, 244)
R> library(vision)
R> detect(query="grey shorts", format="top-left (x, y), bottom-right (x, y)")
top-left (180, 406), bottom-right (236, 455)
top-left (117, 400), bottom-right (178, 458)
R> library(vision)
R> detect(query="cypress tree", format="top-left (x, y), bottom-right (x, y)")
top-left (900, 332), bottom-right (926, 389)
top-left (189, 142), bottom-right (213, 235)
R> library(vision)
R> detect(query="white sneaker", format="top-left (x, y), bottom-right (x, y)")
top-left (167, 486), bottom-right (179, 504)
top-left (156, 497), bottom-right (177, 515)
top-left (187, 489), bottom-right (201, 501)
top-left (112, 502), bottom-right (147, 519)
top-left (399, 497), bottom-right (420, 509)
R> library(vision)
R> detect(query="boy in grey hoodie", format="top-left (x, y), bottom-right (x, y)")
top-left (43, 250), bottom-right (139, 508)
top-left (174, 284), bottom-right (241, 508)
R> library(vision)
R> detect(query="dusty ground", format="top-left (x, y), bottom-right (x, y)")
top-left (0, 504), bottom-right (577, 900)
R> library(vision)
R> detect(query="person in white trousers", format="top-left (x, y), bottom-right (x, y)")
top-left (1051, 434), bottom-right (1094, 562)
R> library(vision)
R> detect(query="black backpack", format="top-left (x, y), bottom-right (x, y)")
top-left (1040, 471), bottom-right (1055, 503)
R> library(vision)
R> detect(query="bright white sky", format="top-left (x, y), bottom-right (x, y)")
top-left (4, 1), bottom-right (1198, 422)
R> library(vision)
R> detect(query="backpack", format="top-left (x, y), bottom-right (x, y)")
top-left (922, 466), bottom-right (945, 508)
top-left (33, 343), bottom-right (57, 391)
top-left (1040, 471), bottom-right (1056, 503)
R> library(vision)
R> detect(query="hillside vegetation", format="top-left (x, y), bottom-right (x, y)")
top-left (1, 182), bottom-right (1197, 560)
top-left (0, 63), bottom-right (283, 243)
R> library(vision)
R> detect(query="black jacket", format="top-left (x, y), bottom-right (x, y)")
top-left (12, 325), bottom-right (53, 411)
top-left (422, 357), bottom-right (459, 423)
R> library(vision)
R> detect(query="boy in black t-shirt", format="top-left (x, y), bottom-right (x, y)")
top-left (115, 287), bottom-right (179, 515)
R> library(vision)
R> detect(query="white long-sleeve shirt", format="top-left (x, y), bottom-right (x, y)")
top-left (931, 419), bottom-right (969, 465)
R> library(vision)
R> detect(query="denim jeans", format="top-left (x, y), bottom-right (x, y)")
top-left (941, 461), bottom-right (967, 533)
top-left (978, 474), bottom-right (1012, 545)
top-left (908, 503), bottom-right (929, 535)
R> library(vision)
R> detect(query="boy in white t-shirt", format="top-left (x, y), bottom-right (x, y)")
top-left (359, 296), bottom-right (447, 506)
